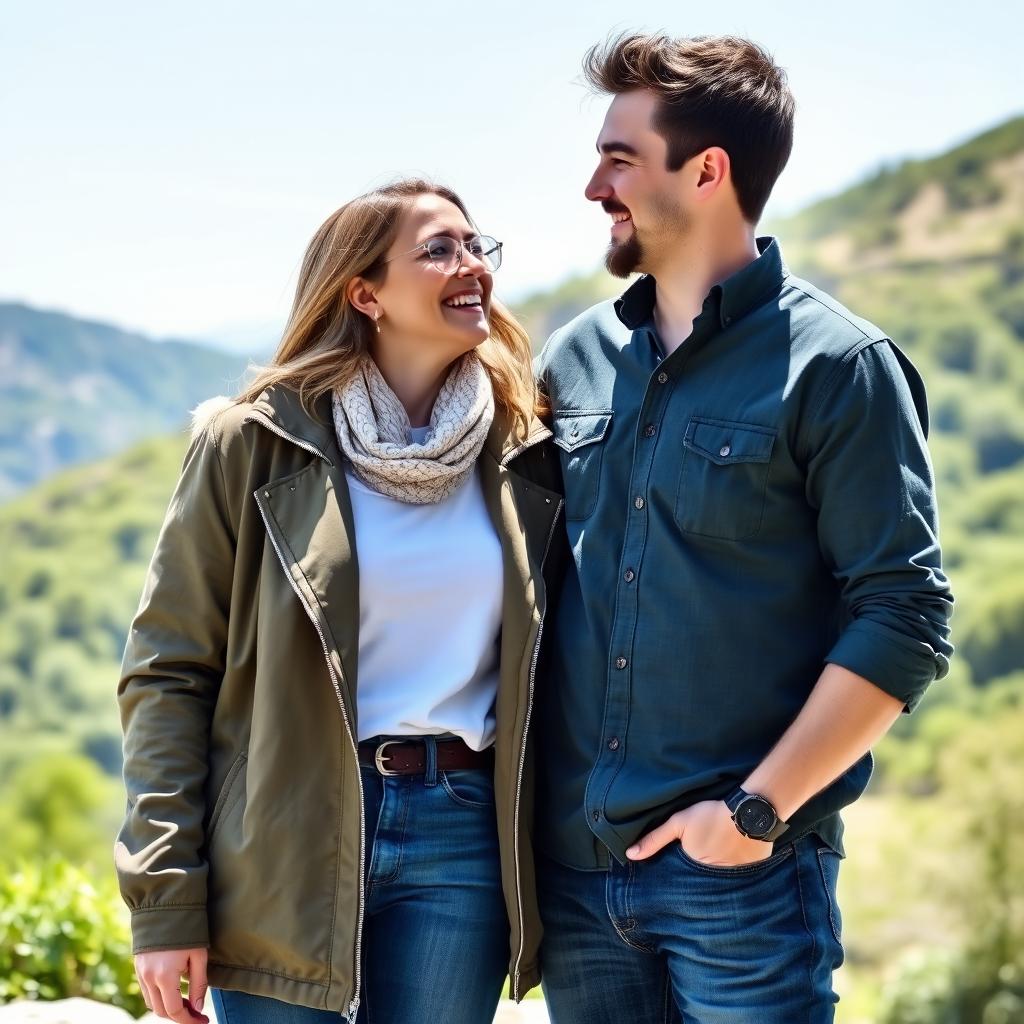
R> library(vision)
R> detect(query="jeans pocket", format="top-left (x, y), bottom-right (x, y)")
top-left (674, 839), bottom-right (795, 876)
top-left (816, 843), bottom-right (844, 945)
top-left (440, 769), bottom-right (495, 809)
top-left (675, 416), bottom-right (776, 540)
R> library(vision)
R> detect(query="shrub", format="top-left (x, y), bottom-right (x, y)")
top-left (0, 857), bottom-right (143, 1015)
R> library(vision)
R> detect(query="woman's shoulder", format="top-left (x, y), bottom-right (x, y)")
top-left (189, 395), bottom-right (257, 447)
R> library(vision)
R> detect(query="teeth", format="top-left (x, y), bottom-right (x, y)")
top-left (444, 294), bottom-right (482, 307)
top-left (612, 212), bottom-right (630, 223)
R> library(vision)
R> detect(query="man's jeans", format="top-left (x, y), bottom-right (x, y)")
top-left (537, 831), bottom-right (844, 1024)
top-left (211, 739), bottom-right (509, 1024)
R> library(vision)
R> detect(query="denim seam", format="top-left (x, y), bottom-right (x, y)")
top-left (793, 841), bottom-right (817, 1024)
top-left (604, 867), bottom-right (653, 954)
top-left (439, 771), bottom-right (493, 809)
top-left (363, 772), bottom-right (388, 884)
top-left (661, 969), bottom-right (673, 1024)
top-left (372, 779), bottom-right (410, 887)
top-left (674, 841), bottom-right (794, 876)
top-left (816, 847), bottom-right (843, 946)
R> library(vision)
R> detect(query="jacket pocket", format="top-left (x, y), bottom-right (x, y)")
top-left (675, 417), bottom-right (776, 540)
top-left (206, 751), bottom-right (247, 848)
top-left (552, 411), bottom-right (613, 522)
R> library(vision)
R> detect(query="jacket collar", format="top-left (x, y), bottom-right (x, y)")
top-left (248, 381), bottom-right (552, 469)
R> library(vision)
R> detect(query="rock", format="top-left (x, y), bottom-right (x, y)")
top-left (0, 1000), bottom-right (137, 1024)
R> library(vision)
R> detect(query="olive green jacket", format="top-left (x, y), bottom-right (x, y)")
top-left (114, 383), bottom-right (564, 1018)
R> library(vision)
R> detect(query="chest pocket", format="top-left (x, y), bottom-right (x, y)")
top-left (552, 412), bottom-right (613, 521)
top-left (675, 416), bottom-right (776, 540)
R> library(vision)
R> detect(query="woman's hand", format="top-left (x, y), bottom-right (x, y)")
top-left (134, 948), bottom-right (210, 1024)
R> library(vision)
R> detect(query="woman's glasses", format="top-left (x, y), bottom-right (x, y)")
top-left (383, 234), bottom-right (503, 275)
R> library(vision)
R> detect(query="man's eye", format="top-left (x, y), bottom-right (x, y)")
top-left (612, 159), bottom-right (631, 169)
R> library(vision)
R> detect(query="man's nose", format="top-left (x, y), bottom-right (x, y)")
top-left (585, 169), bottom-right (611, 203)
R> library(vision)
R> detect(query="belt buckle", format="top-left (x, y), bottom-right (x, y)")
top-left (374, 740), bottom-right (402, 777)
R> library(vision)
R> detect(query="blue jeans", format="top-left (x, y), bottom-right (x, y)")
top-left (211, 738), bottom-right (509, 1024)
top-left (537, 831), bottom-right (844, 1024)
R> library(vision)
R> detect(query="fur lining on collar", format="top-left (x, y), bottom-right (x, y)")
top-left (190, 395), bottom-right (235, 442)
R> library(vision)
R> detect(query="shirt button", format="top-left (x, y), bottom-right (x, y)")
top-left (657, 372), bottom-right (669, 384)
top-left (624, 568), bottom-right (635, 583)
top-left (615, 656), bottom-right (628, 670)
top-left (608, 737), bottom-right (620, 751)
top-left (719, 444), bottom-right (732, 458)
top-left (634, 496), bottom-right (645, 510)
top-left (643, 424), bottom-right (657, 438)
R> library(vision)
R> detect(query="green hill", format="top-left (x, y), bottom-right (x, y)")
top-left (0, 302), bottom-right (249, 500)
top-left (2, 114), bottom-right (1024, 1020)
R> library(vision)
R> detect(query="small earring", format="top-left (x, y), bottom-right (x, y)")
top-left (374, 311), bottom-right (382, 335)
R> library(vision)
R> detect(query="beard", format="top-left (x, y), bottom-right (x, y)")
top-left (605, 231), bottom-right (643, 278)
top-left (605, 193), bottom-right (690, 279)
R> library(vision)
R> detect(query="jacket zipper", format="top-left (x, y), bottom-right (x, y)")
top-left (246, 417), bottom-right (363, 1020)
top-left (241, 413), bottom-right (336, 466)
top-left (505, 428), bottom-right (563, 1000)
top-left (250, 415), bottom-right (555, 1012)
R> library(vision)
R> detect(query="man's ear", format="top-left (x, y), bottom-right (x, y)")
top-left (695, 146), bottom-right (730, 193)
top-left (346, 277), bottom-right (380, 320)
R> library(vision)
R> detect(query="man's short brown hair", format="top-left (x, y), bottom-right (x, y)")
top-left (584, 33), bottom-right (795, 223)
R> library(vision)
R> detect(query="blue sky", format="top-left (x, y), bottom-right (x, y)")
top-left (2, 0), bottom-right (1021, 345)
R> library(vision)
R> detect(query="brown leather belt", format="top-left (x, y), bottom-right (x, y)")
top-left (357, 737), bottom-right (494, 777)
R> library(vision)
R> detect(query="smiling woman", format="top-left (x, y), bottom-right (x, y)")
top-left (115, 177), bottom-right (565, 1024)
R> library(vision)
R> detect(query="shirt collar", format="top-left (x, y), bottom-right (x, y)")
top-left (614, 235), bottom-right (788, 332)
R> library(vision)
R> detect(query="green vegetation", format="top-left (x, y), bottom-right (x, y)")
top-left (0, 859), bottom-right (143, 1014)
top-left (2, 114), bottom-right (1023, 1020)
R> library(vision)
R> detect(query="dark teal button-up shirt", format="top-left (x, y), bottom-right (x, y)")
top-left (534, 237), bottom-right (954, 869)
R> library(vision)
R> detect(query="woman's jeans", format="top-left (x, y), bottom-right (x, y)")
top-left (211, 737), bottom-right (509, 1024)
top-left (537, 831), bottom-right (845, 1024)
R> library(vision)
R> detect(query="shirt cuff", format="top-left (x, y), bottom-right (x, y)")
top-left (826, 619), bottom-right (942, 713)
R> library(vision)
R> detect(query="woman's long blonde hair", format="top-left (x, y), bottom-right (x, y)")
top-left (237, 179), bottom-right (542, 438)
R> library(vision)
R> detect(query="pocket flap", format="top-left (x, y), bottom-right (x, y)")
top-left (552, 412), bottom-right (613, 454)
top-left (684, 417), bottom-right (776, 465)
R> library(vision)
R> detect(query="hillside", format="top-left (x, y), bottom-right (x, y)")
top-left (2, 114), bottom-right (1024, 1021)
top-left (0, 303), bottom-right (249, 499)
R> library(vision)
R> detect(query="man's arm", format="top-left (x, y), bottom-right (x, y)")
top-left (628, 339), bottom-right (954, 864)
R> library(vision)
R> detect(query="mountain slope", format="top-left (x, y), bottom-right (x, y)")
top-left (0, 303), bottom-right (249, 499)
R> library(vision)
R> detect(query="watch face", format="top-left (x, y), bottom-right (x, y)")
top-left (737, 797), bottom-right (776, 837)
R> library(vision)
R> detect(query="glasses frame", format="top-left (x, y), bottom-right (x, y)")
top-left (382, 233), bottom-right (503, 275)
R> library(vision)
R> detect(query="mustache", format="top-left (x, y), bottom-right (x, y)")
top-left (602, 201), bottom-right (630, 215)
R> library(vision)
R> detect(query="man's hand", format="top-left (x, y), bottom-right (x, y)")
top-left (625, 799), bottom-right (774, 866)
top-left (134, 948), bottom-right (209, 1024)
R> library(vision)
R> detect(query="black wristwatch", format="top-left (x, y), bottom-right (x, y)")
top-left (725, 787), bottom-right (790, 842)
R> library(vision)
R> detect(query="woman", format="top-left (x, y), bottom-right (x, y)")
top-left (114, 179), bottom-right (564, 1024)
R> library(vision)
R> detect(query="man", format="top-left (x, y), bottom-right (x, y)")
top-left (533, 33), bottom-right (954, 1023)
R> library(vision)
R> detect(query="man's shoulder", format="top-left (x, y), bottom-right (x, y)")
top-left (781, 273), bottom-right (889, 356)
top-left (539, 296), bottom-right (628, 367)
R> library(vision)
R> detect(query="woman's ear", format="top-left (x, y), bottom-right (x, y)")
top-left (346, 277), bottom-right (380, 321)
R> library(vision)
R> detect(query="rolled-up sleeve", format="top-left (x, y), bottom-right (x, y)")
top-left (804, 339), bottom-right (954, 711)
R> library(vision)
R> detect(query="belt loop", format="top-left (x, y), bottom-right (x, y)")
top-left (423, 736), bottom-right (438, 787)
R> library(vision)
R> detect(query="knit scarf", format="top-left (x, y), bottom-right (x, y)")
top-left (331, 353), bottom-right (495, 505)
